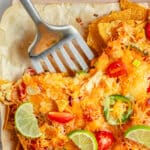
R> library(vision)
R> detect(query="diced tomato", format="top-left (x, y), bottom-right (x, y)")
top-left (48, 112), bottom-right (74, 123)
top-left (25, 67), bottom-right (36, 75)
top-left (147, 86), bottom-right (150, 93)
top-left (145, 22), bottom-right (150, 40)
top-left (30, 140), bottom-right (37, 150)
top-left (17, 82), bottom-right (26, 100)
top-left (106, 59), bottom-right (127, 77)
top-left (95, 131), bottom-right (115, 150)
top-left (147, 77), bottom-right (150, 93)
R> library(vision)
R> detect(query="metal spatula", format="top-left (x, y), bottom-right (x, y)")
top-left (20, 0), bottom-right (94, 73)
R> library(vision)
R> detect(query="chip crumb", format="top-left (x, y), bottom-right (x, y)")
top-left (76, 17), bottom-right (82, 23)
top-left (93, 13), bottom-right (98, 17)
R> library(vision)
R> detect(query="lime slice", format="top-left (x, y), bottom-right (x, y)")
top-left (15, 103), bottom-right (41, 138)
top-left (68, 130), bottom-right (98, 150)
top-left (125, 125), bottom-right (150, 148)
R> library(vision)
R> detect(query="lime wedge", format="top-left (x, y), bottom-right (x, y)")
top-left (68, 130), bottom-right (98, 150)
top-left (15, 103), bottom-right (41, 138)
top-left (125, 125), bottom-right (150, 148)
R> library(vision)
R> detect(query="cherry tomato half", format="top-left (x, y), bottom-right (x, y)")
top-left (48, 112), bottom-right (74, 123)
top-left (145, 22), bottom-right (150, 40)
top-left (95, 131), bottom-right (115, 150)
top-left (106, 59), bottom-right (127, 77)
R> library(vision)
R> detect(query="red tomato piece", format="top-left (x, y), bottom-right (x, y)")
top-left (17, 82), bottom-right (26, 100)
top-left (30, 140), bottom-right (37, 150)
top-left (106, 59), bottom-right (127, 77)
top-left (25, 67), bottom-right (36, 75)
top-left (48, 112), bottom-right (74, 123)
top-left (147, 85), bottom-right (150, 93)
top-left (95, 131), bottom-right (115, 150)
top-left (145, 22), bottom-right (150, 40)
top-left (147, 77), bottom-right (150, 93)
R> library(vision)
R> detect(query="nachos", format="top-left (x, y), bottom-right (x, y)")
top-left (0, 0), bottom-right (150, 149)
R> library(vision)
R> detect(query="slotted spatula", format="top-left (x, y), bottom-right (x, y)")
top-left (20, 0), bottom-right (94, 73)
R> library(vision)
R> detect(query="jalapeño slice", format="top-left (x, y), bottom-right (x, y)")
top-left (103, 94), bottom-right (132, 125)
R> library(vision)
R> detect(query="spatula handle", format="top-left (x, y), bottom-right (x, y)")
top-left (20, 0), bottom-right (41, 24)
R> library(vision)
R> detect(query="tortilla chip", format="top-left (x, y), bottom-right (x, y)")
top-left (120, 0), bottom-right (146, 10)
top-left (87, 0), bottom-right (149, 53)
top-left (97, 20), bottom-right (121, 44)
top-left (120, 0), bottom-right (148, 20)
top-left (87, 22), bottom-right (106, 54)
top-left (87, 9), bottom-right (133, 52)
